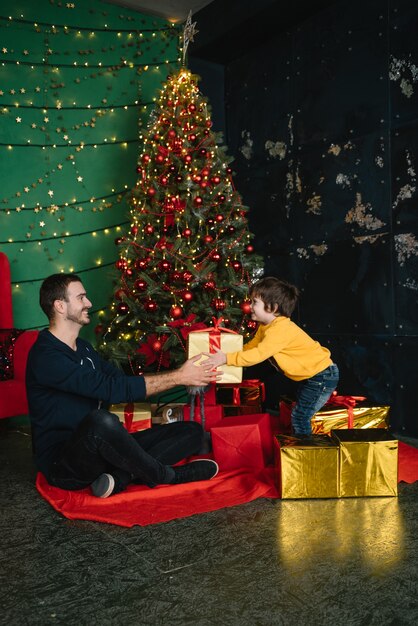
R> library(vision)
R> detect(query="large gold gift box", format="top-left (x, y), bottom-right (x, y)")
top-left (187, 330), bottom-right (243, 383)
top-left (274, 435), bottom-right (340, 499)
top-left (332, 429), bottom-right (398, 497)
top-left (311, 405), bottom-right (390, 435)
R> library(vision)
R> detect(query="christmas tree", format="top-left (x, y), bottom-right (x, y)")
top-left (98, 64), bottom-right (263, 373)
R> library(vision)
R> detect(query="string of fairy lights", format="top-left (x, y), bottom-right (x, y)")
top-left (0, 1), bottom-right (184, 330)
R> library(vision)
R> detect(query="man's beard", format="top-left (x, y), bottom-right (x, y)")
top-left (66, 309), bottom-right (90, 326)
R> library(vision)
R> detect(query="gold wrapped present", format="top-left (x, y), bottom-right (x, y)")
top-left (187, 325), bottom-right (243, 383)
top-left (274, 435), bottom-right (340, 499)
top-left (312, 405), bottom-right (390, 435)
top-left (332, 429), bottom-right (398, 497)
top-left (110, 402), bottom-right (152, 433)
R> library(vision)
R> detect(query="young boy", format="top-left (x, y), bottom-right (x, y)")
top-left (202, 276), bottom-right (339, 435)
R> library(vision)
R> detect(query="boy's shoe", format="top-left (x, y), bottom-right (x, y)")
top-left (172, 459), bottom-right (219, 484)
top-left (90, 473), bottom-right (115, 498)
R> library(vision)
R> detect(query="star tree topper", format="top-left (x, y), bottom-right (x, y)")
top-left (182, 10), bottom-right (199, 65)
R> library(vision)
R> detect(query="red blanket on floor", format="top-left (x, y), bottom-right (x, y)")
top-left (36, 441), bottom-right (418, 528)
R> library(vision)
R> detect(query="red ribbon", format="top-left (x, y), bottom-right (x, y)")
top-left (220, 380), bottom-right (266, 405)
top-left (325, 392), bottom-right (366, 428)
top-left (192, 317), bottom-right (238, 354)
top-left (124, 403), bottom-right (134, 431)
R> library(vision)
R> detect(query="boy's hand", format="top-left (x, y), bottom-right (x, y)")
top-left (201, 348), bottom-right (227, 369)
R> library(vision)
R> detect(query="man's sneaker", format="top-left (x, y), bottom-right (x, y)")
top-left (172, 459), bottom-right (219, 484)
top-left (90, 473), bottom-right (115, 498)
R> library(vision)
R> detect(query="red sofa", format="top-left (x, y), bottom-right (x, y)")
top-left (0, 251), bottom-right (38, 419)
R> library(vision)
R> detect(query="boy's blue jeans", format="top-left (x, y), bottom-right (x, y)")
top-left (291, 364), bottom-right (339, 435)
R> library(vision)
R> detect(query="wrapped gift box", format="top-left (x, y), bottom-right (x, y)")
top-left (278, 397), bottom-right (390, 436)
top-left (312, 405), bottom-right (390, 435)
top-left (216, 380), bottom-right (264, 408)
top-left (211, 413), bottom-right (273, 471)
top-left (187, 327), bottom-right (243, 383)
top-left (332, 429), bottom-right (398, 497)
top-left (110, 402), bottom-right (152, 433)
top-left (183, 403), bottom-right (224, 431)
top-left (274, 434), bottom-right (340, 499)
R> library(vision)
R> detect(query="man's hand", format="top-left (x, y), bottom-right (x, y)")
top-left (176, 354), bottom-right (222, 386)
top-left (200, 348), bottom-right (227, 369)
top-left (143, 354), bottom-right (221, 397)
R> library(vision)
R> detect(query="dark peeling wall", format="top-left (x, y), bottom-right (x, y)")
top-left (223, 0), bottom-right (418, 434)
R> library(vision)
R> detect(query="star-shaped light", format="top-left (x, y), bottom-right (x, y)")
top-left (16, 116), bottom-right (22, 123)
top-left (31, 123), bottom-right (37, 128)
top-left (10, 89), bottom-right (15, 95)
top-left (77, 176), bottom-right (83, 182)
top-left (24, 186), bottom-right (29, 193)
top-left (2, 48), bottom-right (8, 54)
top-left (182, 10), bottom-right (199, 65)
top-left (35, 86), bottom-right (41, 92)
top-left (44, 117), bottom-right (49, 123)
top-left (48, 190), bottom-right (54, 197)
top-left (20, 88), bottom-right (26, 93)
top-left (23, 50), bottom-right (29, 55)
top-left (39, 221), bottom-right (45, 227)
top-left (0, 90), bottom-right (3, 96)
top-left (16, 206), bottom-right (22, 212)
top-left (57, 163), bottom-right (63, 170)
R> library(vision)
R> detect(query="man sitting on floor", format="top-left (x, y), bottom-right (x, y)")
top-left (26, 273), bottom-right (219, 498)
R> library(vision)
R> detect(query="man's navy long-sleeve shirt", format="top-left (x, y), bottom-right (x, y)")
top-left (26, 329), bottom-right (146, 478)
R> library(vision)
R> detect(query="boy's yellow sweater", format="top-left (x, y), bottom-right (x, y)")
top-left (226, 316), bottom-right (333, 381)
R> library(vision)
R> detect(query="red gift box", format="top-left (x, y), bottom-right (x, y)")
top-left (211, 413), bottom-right (273, 471)
top-left (183, 403), bottom-right (224, 431)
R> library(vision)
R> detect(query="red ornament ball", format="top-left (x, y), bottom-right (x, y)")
top-left (200, 148), bottom-right (207, 157)
top-left (247, 320), bottom-right (258, 330)
top-left (152, 340), bottom-right (162, 352)
top-left (215, 214), bottom-right (224, 222)
top-left (228, 225), bottom-right (236, 234)
top-left (134, 279), bottom-right (147, 291)
top-left (155, 154), bottom-right (165, 163)
top-left (189, 103), bottom-right (197, 112)
top-left (184, 154), bottom-right (192, 163)
top-left (160, 176), bottom-right (168, 186)
top-left (205, 120), bottom-right (212, 128)
top-left (131, 225), bottom-right (139, 236)
top-left (170, 305), bottom-right (183, 319)
top-left (183, 228), bottom-right (192, 238)
top-left (135, 258), bottom-right (149, 270)
top-left (212, 298), bottom-right (226, 311)
top-left (126, 268), bottom-right (133, 278)
top-left (231, 260), bottom-right (242, 271)
top-left (194, 196), bottom-right (203, 206)
top-left (144, 299), bottom-right (158, 312)
top-left (218, 194), bottom-right (226, 203)
top-left (147, 187), bottom-right (156, 197)
top-left (142, 154), bottom-right (150, 163)
top-left (115, 288), bottom-right (126, 300)
top-left (168, 129), bottom-right (177, 138)
top-left (144, 224), bottom-right (154, 235)
top-left (211, 251), bottom-right (221, 262)
top-left (203, 280), bottom-right (215, 290)
top-left (246, 244), bottom-right (254, 253)
top-left (182, 290), bottom-right (193, 302)
top-left (159, 259), bottom-right (171, 272)
top-left (136, 166), bottom-right (142, 174)
top-left (241, 301), bottom-right (252, 315)
top-left (117, 302), bottom-right (129, 315)
top-left (188, 134), bottom-right (196, 142)
top-left (183, 270), bottom-right (193, 282)
top-left (211, 176), bottom-right (221, 185)
top-left (115, 259), bottom-right (127, 271)
top-left (203, 234), bottom-right (213, 243)
top-left (202, 168), bottom-right (210, 177)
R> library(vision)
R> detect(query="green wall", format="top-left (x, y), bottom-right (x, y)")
top-left (0, 0), bottom-right (180, 343)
